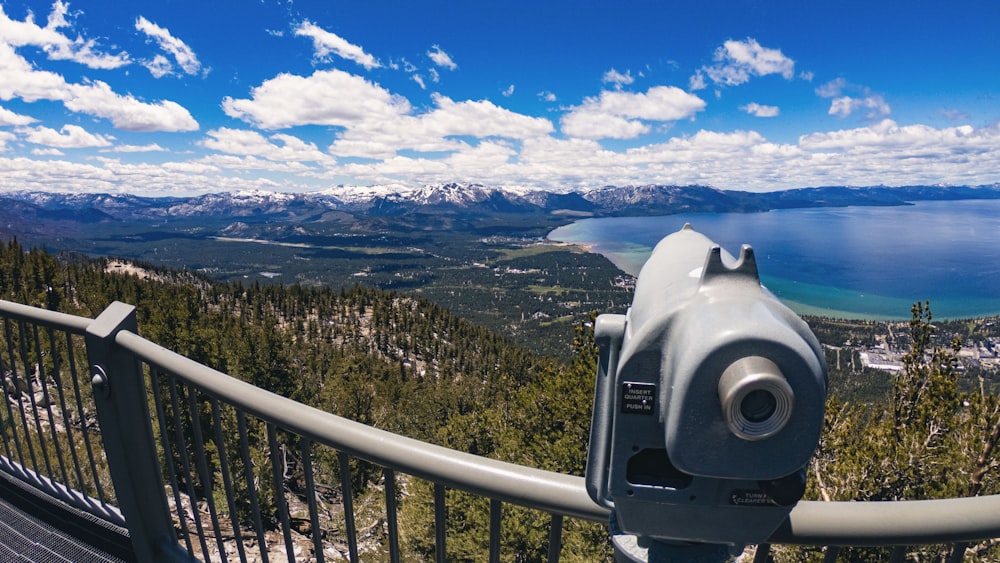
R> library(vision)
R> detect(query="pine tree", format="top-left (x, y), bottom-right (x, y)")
top-left (787, 302), bottom-right (1000, 562)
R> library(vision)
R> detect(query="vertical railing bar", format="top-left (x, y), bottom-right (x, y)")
top-left (946, 542), bottom-right (968, 563)
top-left (301, 439), bottom-right (325, 563)
top-left (7, 319), bottom-right (39, 472)
top-left (169, 375), bottom-right (211, 559)
top-left (337, 451), bottom-right (359, 563)
top-left (488, 498), bottom-right (502, 563)
top-left (186, 386), bottom-right (228, 562)
top-left (0, 378), bottom-right (11, 459)
top-left (383, 468), bottom-right (400, 563)
top-left (546, 513), bottom-right (563, 563)
top-left (752, 543), bottom-right (771, 563)
top-left (237, 412), bottom-right (269, 563)
top-left (37, 325), bottom-right (71, 488)
top-left (24, 323), bottom-right (53, 477)
top-left (65, 330), bottom-right (108, 506)
top-left (0, 319), bottom-right (24, 465)
top-left (268, 423), bottom-right (296, 563)
top-left (434, 483), bottom-right (446, 563)
top-left (53, 330), bottom-right (87, 493)
top-left (149, 366), bottom-right (194, 556)
top-left (21, 321), bottom-right (55, 479)
top-left (822, 545), bottom-right (840, 563)
top-left (20, 320), bottom-right (53, 477)
top-left (210, 399), bottom-right (248, 563)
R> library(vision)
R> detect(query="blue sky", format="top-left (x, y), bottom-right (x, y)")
top-left (0, 0), bottom-right (998, 195)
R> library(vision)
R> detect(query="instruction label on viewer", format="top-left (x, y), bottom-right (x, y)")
top-left (621, 382), bottom-right (656, 415)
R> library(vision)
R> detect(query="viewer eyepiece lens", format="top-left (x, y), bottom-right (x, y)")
top-left (718, 356), bottom-right (794, 441)
top-left (740, 389), bottom-right (777, 423)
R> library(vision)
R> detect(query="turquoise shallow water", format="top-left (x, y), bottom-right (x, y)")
top-left (548, 199), bottom-right (1000, 320)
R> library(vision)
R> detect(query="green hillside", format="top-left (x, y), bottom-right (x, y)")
top-left (4, 240), bottom-right (1000, 561)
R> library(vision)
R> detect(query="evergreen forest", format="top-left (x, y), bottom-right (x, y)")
top-left (2, 239), bottom-right (1000, 561)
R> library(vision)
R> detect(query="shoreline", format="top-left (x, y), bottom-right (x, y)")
top-left (548, 223), bottom-right (1000, 323)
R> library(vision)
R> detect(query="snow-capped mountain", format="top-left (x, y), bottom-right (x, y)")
top-left (4, 183), bottom-right (1000, 225)
top-left (583, 184), bottom-right (747, 215)
top-left (161, 190), bottom-right (326, 218)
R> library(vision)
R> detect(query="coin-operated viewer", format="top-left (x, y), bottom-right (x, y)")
top-left (585, 224), bottom-right (828, 557)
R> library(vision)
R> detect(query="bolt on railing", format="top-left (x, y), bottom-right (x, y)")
top-left (3, 298), bottom-right (1000, 562)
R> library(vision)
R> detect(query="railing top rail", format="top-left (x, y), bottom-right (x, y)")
top-left (114, 329), bottom-right (608, 522)
top-left (778, 496), bottom-right (1000, 545)
top-left (0, 299), bottom-right (91, 334)
top-left (115, 328), bottom-right (1000, 545)
top-left (5, 298), bottom-right (1000, 546)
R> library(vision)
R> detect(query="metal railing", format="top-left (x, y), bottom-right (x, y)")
top-left (2, 298), bottom-right (1000, 561)
top-left (0, 300), bottom-right (121, 522)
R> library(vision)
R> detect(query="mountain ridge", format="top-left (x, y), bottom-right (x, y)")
top-left (5, 183), bottom-right (1000, 224)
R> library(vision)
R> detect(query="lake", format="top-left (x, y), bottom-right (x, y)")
top-left (547, 199), bottom-right (1000, 320)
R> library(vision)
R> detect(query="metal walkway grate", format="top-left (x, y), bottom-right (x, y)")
top-left (0, 472), bottom-right (134, 563)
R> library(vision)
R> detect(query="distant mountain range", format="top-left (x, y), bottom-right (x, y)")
top-left (4, 183), bottom-right (1000, 226)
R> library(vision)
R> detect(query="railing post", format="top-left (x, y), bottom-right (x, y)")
top-left (86, 301), bottom-right (186, 561)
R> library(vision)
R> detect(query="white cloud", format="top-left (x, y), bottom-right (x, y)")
top-left (0, 152), bottom-right (328, 195)
top-left (22, 124), bottom-right (113, 148)
top-left (828, 95), bottom-right (890, 119)
top-left (688, 71), bottom-right (707, 91)
top-left (8, 118), bottom-right (1000, 195)
top-left (561, 111), bottom-right (649, 140)
top-left (799, 119), bottom-right (977, 151)
top-left (224, 68), bottom-right (552, 162)
top-left (0, 42), bottom-right (198, 131)
top-left (502, 84), bottom-right (515, 97)
top-left (424, 94), bottom-right (553, 139)
top-left (693, 38), bottom-right (794, 88)
top-left (740, 102), bottom-right (780, 117)
top-left (143, 55), bottom-right (173, 79)
top-left (817, 78), bottom-right (891, 119)
top-left (428, 45), bottom-right (457, 70)
top-left (538, 91), bottom-right (557, 102)
top-left (341, 119), bottom-right (1000, 194)
top-left (200, 128), bottom-right (332, 163)
top-left (938, 108), bottom-right (969, 122)
top-left (222, 69), bottom-right (411, 130)
top-left (194, 154), bottom-right (317, 175)
top-left (444, 141), bottom-right (516, 171)
top-left (294, 20), bottom-right (380, 69)
top-left (0, 1), bottom-right (130, 69)
top-left (344, 141), bottom-right (520, 185)
top-left (0, 104), bottom-right (36, 126)
top-left (329, 93), bottom-right (553, 159)
top-left (561, 86), bottom-right (706, 139)
top-left (135, 16), bottom-right (202, 76)
top-left (815, 78), bottom-right (847, 98)
top-left (0, 130), bottom-right (14, 151)
top-left (400, 59), bottom-right (417, 73)
top-left (602, 68), bottom-right (634, 89)
top-left (587, 87), bottom-right (707, 121)
top-left (31, 147), bottom-right (62, 155)
top-left (412, 74), bottom-right (427, 90)
top-left (0, 41), bottom-right (66, 101)
top-left (106, 143), bottom-right (167, 153)
top-left (63, 80), bottom-right (199, 131)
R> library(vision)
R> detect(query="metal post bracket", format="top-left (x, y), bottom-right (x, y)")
top-left (84, 301), bottom-right (189, 562)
